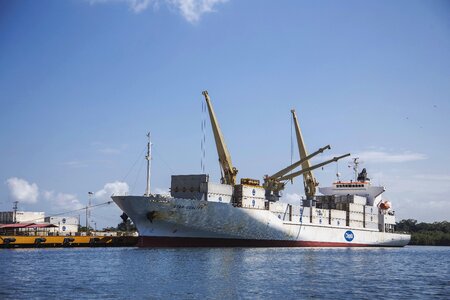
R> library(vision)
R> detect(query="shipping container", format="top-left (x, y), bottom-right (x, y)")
top-left (364, 205), bottom-right (375, 215)
top-left (349, 220), bottom-right (364, 228)
top-left (291, 205), bottom-right (302, 217)
top-left (349, 212), bottom-right (364, 222)
top-left (311, 216), bottom-right (326, 225)
top-left (331, 218), bottom-right (346, 227)
top-left (330, 209), bottom-right (346, 219)
top-left (348, 203), bottom-right (364, 213)
top-left (334, 194), bottom-right (367, 205)
top-left (365, 214), bottom-right (376, 223)
top-left (241, 197), bottom-right (266, 209)
top-left (200, 182), bottom-right (233, 203)
top-left (269, 202), bottom-right (289, 213)
top-left (171, 174), bottom-right (208, 200)
top-left (234, 184), bottom-right (266, 199)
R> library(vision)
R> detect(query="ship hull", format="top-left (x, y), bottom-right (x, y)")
top-left (113, 195), bottom-right (410, 248)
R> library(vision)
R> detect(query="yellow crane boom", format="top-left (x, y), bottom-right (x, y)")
top-left (202, 91), bottom-right (238, 186)
top-left (267, 145), bottom-right (331, 180)
top-left (278, 153), bottom-right (351, 182)
top-left (291, 109), bottom-right (318, 199)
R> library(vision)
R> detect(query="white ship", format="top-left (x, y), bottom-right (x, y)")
top-left (113, 91), bottom-right (410, 247)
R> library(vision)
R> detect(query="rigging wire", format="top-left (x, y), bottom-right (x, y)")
top-left (131, 154), bottom-right (146, 195)
top-left (290, 112), bottom-right (293, 165)
top-left (152, 145), bottom-right (174, 174)
top-left (16, 201), bottom-right (114, 224)
top-left (121, 145), bottom-right (147, 182)
top-left (201, 98), bottom-right (206, 173)
top-left (290, 112), bottom-right (294, 183)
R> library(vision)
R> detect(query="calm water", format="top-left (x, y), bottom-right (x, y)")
top-left (0, 246), bottom-right (449, 299)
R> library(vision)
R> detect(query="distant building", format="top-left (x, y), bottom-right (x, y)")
top-left (0, 212), bottom-right (78, 235)
top-left (44, 216), bottom-right (79, 234)
top-left (0, 211), bottom-right (45, 224)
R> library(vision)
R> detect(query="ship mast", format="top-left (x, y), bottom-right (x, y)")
top-left (145, 132), bottom-right (152, 196)
top-left (202, 91), bottom-right (238, 185)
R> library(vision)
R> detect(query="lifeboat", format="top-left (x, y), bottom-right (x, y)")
top-left (379, 201), bottom-right (391, 210)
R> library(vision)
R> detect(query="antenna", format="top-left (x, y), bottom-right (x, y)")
top-left (145, 132), bottom-right (152, 196)
top-left (13, 201), bottom-right (18, 223)
top-left (87, 192), bottom-right (93, 236)
top-left (336, 161), bottom-right (341, 182)
top-left (352, 158), bottom-right (359, 181)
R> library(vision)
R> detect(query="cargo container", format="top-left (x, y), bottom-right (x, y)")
top-left (241, 198), bottom-right (266, 209)
top-left (234, 184), bottom-right (266, 199)
top-left (200, 182), bottom-right (233, 203)
top-left (330, 209), bottom-right (346, 219)
top-left (269, 201), bottom-right (289, 213)
top-left (349, 212), bottom-right (364, 222)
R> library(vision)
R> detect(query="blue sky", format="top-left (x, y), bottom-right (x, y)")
top-left (1, 0), bottom-right (449, 228)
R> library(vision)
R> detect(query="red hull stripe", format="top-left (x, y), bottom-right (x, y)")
top-left (138, 236), bottom-right (382, 248)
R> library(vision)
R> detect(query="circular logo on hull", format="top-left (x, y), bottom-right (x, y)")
top-left (344, 230), bottom-right (354, 242)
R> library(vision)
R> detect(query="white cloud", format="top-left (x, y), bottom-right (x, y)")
top-left (356, 150), bottom-right (427, 163)
top-left (169, 0), bottom-right (228, 23)
top-left (412, 174), bottom-right (450, 181)
top-left (153, 187), bottom-right (170, 195)
top-left (43, 191), bottom-right (85, 211)
top-left (98, 147), bottom-right (122, 155)
top-left (6, 177), bottom-right (39, 204)
top-left (88, 0), bottom-right (228, 23)
top-left (281, 192), bottom-right (303, 205)
top-left (92, 142), bottom-right (127, 155)
top-left (94, 181), bottom-right (130, 200)
top-left (316, 150), bottom-right (427, 165)
top-left (89, 0), bottom-right (152, 13)
top-left (61, 161), bottom-right (89, 168)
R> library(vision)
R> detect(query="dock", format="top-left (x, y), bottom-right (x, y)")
top-left (0, 235), bottom-right (138, 248)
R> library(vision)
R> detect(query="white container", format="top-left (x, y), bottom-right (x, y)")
top-left (316, 209), bottom-right (328, 218)
top-left (332, 218), bottom-right (346, 227)
top-left (291, 205), bottom-right (301, 216)
top-left (242, 197), bottom-right (266, 209)
top-left (349, 220), bottom-right (364, 228)
top-left (353, 195), bottom-right (367, 205)
top-left (45, 216), bottom-right (79, 225)
top-left (365, 214), bottom-right (376, 223)
top-left (349, 212), bottom-right (364, 222)
top-left (269, 201), bottom-right (288, 213)
top-left (235, 185), bottom-right (266, 199)
top-left (364, 205), bottom-right (375, 214)
top-left (330, 209), bottom-right (346, 219)
top-left (312, 216), bottom-right (326, 225)
top-left (349, 203), bottom-right (364, 213)
top-left (206, 193), bottom-right (232, 203)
